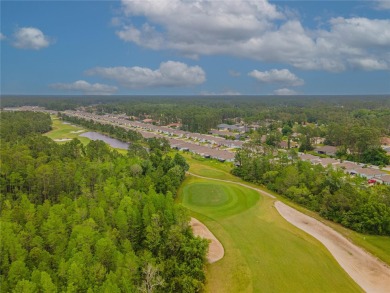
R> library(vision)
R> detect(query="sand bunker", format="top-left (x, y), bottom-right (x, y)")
top-left (275, 201), bottom-right (390, 293)
top-left (53, 138), bottom-right (72, 142)
top-left (70, 130), bottom-right (84, 133)
top-left (190, 217), bottom-right (224, 263)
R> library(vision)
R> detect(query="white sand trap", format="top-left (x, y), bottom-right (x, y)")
top-left (53, 138), bottom-right (72, 142)
top-left (275, 201), bottom-right (390, 293)
top-left (70, 130), bottom-right (84, 133)
top-left (190, 217), bottom-right (224, 263)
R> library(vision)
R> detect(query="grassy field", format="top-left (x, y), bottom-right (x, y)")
top-left (44, 116), bottom-right (127, 154)
top-left (179, 176), bottom-right (363, 292)
top-left (182, 153), bottom-right (390, 266)
top-left (182, 153), bottom-right (240, 182)
top-left (44, 116), bottom-right (91, 145)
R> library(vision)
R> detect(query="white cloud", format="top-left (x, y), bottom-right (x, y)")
top-left (116, 1), bottom-right (390, 71)
top-left (273, 88), bottom-right (298, 95)
top-left (323, 17), bottom-right (390, 49)
top-left (249, 69), bottom-right (304, 86)
top-left (12, 27), bottom-right (52, 50)
top-left (0, 33), bottom-right (6, 40)
top-left (348, 58), bottom-right (389, 70)
top-left (50, 80), bottom-right (118, 94)
top-left (117, 0), bottom-right (282, 57)
top-left (116, 23), bottom-right (164, 50)
top-left (86, 61), bottom-right (206, 88)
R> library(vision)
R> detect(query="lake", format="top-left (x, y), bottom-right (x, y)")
top-left (80, 132), bottom-right (130, 150)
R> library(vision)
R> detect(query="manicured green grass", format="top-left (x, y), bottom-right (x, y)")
top-left (179, 177), bottom-right (363, 292)
top-left (182, 154), bottom-right (390, 266)
top-left (181, 153), bottom-right (240, 182)
top-left (183, 181), bottom-right (258, 219)
top-left (45, 116), bottom-right (127, 155)
top-left (44, 116), bottom-right (90, 145)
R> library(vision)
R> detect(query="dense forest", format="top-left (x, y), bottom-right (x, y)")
top-left (2, 95), bottom-right (390, 135)
top-left (233, 146), bottom-right (390, 235)
top-left (0, 112), bottom-right (207, 292)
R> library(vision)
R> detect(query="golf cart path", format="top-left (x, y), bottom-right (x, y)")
top-left (187, 172), bottom-right (390, 292)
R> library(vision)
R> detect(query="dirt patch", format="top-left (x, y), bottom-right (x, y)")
top-left (275, 201), bottom-right (390, 293)
top-left (190, 217), bottom-right (224, 263)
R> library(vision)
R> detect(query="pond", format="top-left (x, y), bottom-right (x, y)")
top-left (80, 132), bottom-right (130, 150)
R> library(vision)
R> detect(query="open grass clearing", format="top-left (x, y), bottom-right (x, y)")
top-left (44, 116), bottom-right (90, 145)
top-left (179, 176), bottom-right (362, 292)
top-left (181, 153), bottom-right (239, 182)
top-left (45, 116), bottom-right (127, 155)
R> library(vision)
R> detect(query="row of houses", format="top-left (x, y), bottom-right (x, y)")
top-left (64, 111), bottom-right (245, 149)
top-left (63, 110), bottom-right (238, 162)
top-left (299, 153), bottom-right (390, 185)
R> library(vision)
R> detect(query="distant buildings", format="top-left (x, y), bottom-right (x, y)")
top-left (217, 123), bottom-right (246, 133)
top-left (315, 145), bottom-right (338, 156)
top-left (298, 153), bottom-right (389, 184)
top-left (60, 110), bottom-right (241, 162)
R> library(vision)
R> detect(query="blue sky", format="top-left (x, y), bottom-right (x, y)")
top-left (1, 0), bottom-right (390, 95)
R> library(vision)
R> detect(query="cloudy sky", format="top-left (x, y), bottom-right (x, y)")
top-left (1, 0), bottom-right (390, 95)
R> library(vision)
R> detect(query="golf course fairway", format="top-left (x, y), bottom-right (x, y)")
top-left (179, 176), bottom-right (363, 292)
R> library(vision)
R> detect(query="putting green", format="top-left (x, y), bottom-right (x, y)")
top-left (180, 177), bottom-right (363, 292)
top-left (183, 181), bottom-right (258, 219)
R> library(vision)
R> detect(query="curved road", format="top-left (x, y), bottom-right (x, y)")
top-left (187, 172), bottom-right (390, 292)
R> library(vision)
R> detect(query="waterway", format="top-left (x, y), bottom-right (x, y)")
top-left (80, 132), bottom-right (130, 150)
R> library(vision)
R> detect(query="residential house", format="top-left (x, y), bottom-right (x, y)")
top-left (337, 161), bottom-right (361, 174)
top-left (166, 123), bottom-right (181, 128)
top-left (316, 158), bottom-right (340, 168)
top-left (315, 145), bottom-right (338, 156)
top-left (143, 119), bottom-right (154, 123)
top-left (374, 175), bottom-right (390, 185)
top-left (217, 123), bottom-right (246, 133)
top-left (352, 167), bottom-right (386, 179)
top-left (299, 153), bottom-right (321, 163)
top-left (209, 129), bottom-right (241, 140)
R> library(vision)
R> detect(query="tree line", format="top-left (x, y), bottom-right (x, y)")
top-left (0, 111), bottom-right (52, 142)
top-left (0, 112), bottom-right (207, 292)
top-left (3, 96), bottom-right (389, 136)
top-left (233, 146), bottom-right (390, 235)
